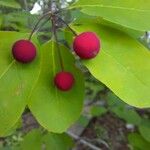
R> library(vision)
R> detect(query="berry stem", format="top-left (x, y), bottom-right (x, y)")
top-left (51, 15), bottom-right (64, 71)
top-left (28, 11), bottom-right (52, 41)
top-left (56, 15), bottom-right (78, 36)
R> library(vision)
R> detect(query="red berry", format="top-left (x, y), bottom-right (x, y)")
top-left (54, 71), bottom-right (75, 91)
top-left (12, 40), bottom-right (36, 63)
top-left (73, 32), bottom-right (100, 59)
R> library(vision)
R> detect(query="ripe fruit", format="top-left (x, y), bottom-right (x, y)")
top-left (12, 40), bottom-right (36, 63)
top-left (54, 71), bottom-right (75, 91)
top-left (73, 32), bottom-right (100, 59)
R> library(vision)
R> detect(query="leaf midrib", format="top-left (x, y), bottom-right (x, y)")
top-left (0, 60), bottom-right (15, 80)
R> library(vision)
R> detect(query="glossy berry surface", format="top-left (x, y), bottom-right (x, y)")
top-left (73, 32), bottom-right (100, 59)
top-left (54, 71), bottom-right (75, 91)
top-left (12, 40), bottom-right (36, 63)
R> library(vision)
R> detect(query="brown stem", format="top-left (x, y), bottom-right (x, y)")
top-left (51, 15), bottom-right (64, 71)
top-left (56, 15), bottom-right (78, 36)
top-left (28, 11), bottom-right (52, 41)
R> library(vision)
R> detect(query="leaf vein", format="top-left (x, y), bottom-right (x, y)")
top-left (0, 60), bottom-right (15, 80)
top-left (102, 50), bottom-right (148, 88)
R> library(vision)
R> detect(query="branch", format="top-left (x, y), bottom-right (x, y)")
top-left (67, 131), bottom-right (102, 150)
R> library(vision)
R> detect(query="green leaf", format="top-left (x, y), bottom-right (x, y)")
top-left (70, 19), bottom-right (150, 108)
top-left (112, 107), bottom-right (141, 125)
top-left (18, 129), bottom-right (73, 150)
top-left (70, 10), bottom-right (144, 39)
top-left (0, 31), bottom-right (40, 136)
top-left (77, 115), bottom-right (89, 127)
top-left (139, 119), bottom-right (150, 142)
top-left (106, 91), bottom-right (126, 108)
top-left (3, 118), bottom-right (22, 137)
top-left (99, 19), bottom-right (144, 39)
top-left (43, 132), bottom-right (74, 150)
top-left (90, 106), bottom-right (107, 117)
top-left (0, 0), bottom-right (21, 9)
top-left (128, 133), bottom-right (150, 150)
top-left (19, 130), bottom-right (42, 150)
top-left (28, 41), bottom-right (84, 133)
top-left (106, 92), bottom-right (142, 125)
top-left (71, 0), bottom-right (150, 31)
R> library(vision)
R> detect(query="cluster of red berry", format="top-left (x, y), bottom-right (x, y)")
top-left (12, 31), bottom-right (100, 91)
